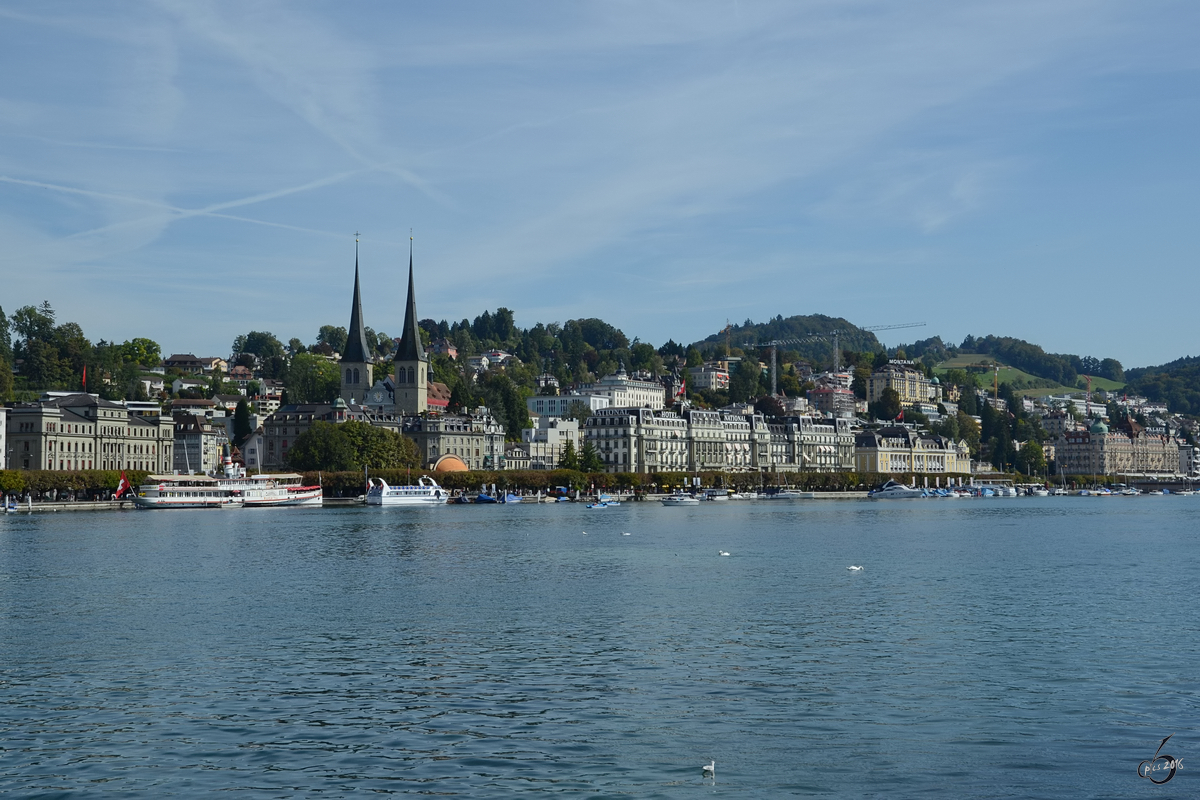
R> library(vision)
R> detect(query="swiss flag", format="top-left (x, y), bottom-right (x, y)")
top-left (897, 410), bottom-right (904, 421)
top-left (116, 471), bottom-right (133, 498)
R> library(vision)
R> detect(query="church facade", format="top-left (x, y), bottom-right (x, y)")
top-left (262, 240), bottom-right (505, 471)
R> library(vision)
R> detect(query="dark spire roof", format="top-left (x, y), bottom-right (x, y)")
top-left (395, 238), bottom-right (427, 363)
top-left (343, 240), bottom-right (371, 363)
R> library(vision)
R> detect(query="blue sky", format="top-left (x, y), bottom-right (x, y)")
top-left (1, 1), bottom-right (1197, 368)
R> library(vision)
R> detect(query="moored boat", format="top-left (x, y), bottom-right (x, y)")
top-left (661, 491), bottom-right (701, 506)
top-left (216, 457), bottom-right (322, 507)
top-left (868, 480), bottom-right (925, 500)
top-left (365, 476), bottom-right (447, 506)
top-left (132, 474), bottom-right (244, 509)
top-left (762, 488), bottom-right (817, 499)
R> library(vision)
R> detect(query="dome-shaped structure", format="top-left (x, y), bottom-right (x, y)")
top-left (931, 376), bottom-right (940, 384)
top-left (433, 454), bottom-right (469, 472)
top-left (1090, 420), bottom-right (1108, 434)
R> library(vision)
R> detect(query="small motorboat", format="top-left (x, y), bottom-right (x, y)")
top-left (661, 492), bottom-right (701, 506)
top-left (868, 480), bottom-right (926, 500)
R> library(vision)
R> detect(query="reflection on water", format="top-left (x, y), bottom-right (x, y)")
top-left (2, 499), bottom-right (1198, 796)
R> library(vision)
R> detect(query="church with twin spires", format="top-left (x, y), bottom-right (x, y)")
top-left (260, 239), bottom-right (505, 472)
top-left (340, 240), bottom-right (436, 415)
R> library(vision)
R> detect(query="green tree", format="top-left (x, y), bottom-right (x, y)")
top-left (478, 372), bottom-right (530, 440)
top-left (234, 331), bottom-right (286, 364)
top-left (754, 395), bottom-right (785, 418)
top-left (1016, 439), bottom-right (1047, 475)
top-left (208, 367), bottom-right (226, 396)
top-left (286, 422), bottom-right (357, 471)
top-left (233, 399), bottom-right (252, 448)
top-left (1098, 358), bottom-right (1124, 382)
top-left (0, 354), bottom-right (13, 400)
top-left (685, 346), bottom-right (704, 368)
top-left (580, 440), bottom-right (604, 472)
top-left (287, 352), bottom-right (340, 403)
top-left (869, 387), bottom-right (902, 421)
top-left (778, 369), bottom-right (802, 397)
top-left (565, 400), bottom-right (593, 423)
top-left (316, 325), bottom-right (348, 355)
top-left (11, 303), bottom-right (56, 352)
top-left (339, 420), bottom-right (420, 469)
top-left (932, 411), bottom-right (959, 441)
top-left (851, 365), bottom-right (872, 399)
top-left (729, 358), bottom-right (761, 403)
top-left (0, 305), bottom-right (11, 363)
top-left (121, 338), bottom-right (161, 368)
top-left (559, 439), bottom-right (579, 470)
top-left (22, 339), bottom-right (69, 388)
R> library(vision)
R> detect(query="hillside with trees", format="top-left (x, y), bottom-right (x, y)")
top-left (1125, 356), bottom-right (1200, 415)
top-left (0, 302), bottom-right (161, 402)
top-left (693, 314), bottom-right (884, 368)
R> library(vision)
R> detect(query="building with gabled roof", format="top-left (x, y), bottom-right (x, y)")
top-left (854, 426), bottom-right (969, 474)
top-left (6, 392), bottom-right (173, 472)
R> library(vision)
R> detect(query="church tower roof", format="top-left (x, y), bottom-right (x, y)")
top-left (395, 238), bottom-right (427, 363)
top-left (343, 239), bottom-right (370, 363)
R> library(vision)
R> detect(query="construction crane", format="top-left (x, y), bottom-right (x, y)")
top-left (746, 322), bottom-right (927, 397)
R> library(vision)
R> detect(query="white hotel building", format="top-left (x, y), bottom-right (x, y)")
top-left (577, 366), bottom-right (666, 410)
top-left (583, 406), bottom-right (855, 474)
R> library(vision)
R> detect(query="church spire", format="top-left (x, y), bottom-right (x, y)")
top-left (343, 235), bottom-right (370, 363)
top-left (395, 235), bottom-right (427, 363)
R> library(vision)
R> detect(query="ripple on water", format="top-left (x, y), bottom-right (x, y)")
top-left (1, 499), bottom-right (1197, 796)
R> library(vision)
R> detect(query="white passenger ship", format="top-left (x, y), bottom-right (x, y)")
top-left (132, 456), bottom-right (324, 509)
top-left (132, 474), bottom-right (244, 509)
top-left (366, 476), bottom-right (447, 506)
top-left (217, 456), bottom-right (323, 507)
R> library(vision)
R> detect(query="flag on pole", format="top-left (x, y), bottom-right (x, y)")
top-left (116, 471), bottom-right (132, 498)
top-left (675, 377), bottom-right (685, 399)
top-left (82, 365), bottom-right (87, 391)
top-left (897, 410), bottom-right (904, 421)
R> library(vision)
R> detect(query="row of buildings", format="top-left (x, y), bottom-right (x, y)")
top-left (5, 248), bottom-right (1195, 481)
top-left (1, 392), bottom-right (226, 475)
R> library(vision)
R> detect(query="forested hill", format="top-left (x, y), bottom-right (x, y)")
top-left (1125, 356), bottom-right (1200, 415)
top-left (898, 334), bottom-right (1125, 389)
top-left (693, 314), bottom-right (883, 364)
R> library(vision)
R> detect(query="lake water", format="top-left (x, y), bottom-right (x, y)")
top-left (1, 497), bottom-right (1197, 797)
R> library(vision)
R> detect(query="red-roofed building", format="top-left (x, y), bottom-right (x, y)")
top-left (427, 381), bottom-right (451, 410)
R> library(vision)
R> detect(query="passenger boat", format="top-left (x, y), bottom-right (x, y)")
top-left (661, 491), bottom-right (701, 506)
top-left (868, 480), bottom-right (925, 500)
top-left (132, 474), bottom-right (244, 509)
top-left (215, 456), bottom-right (323, 507)
top-left (365, 476), bottom-right (447, 506)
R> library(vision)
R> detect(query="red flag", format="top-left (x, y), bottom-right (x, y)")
top-left (897, 410), bottom-right (904, 421)
top-left (675, 379), bottom-right (685, 399)
top-left (82, 365), bottom-right (87, 391)
top-left (116, 471), bottom-right (132, 498)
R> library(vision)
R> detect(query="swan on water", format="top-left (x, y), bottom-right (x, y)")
top-left (702, 760), bottom-right (715, 774)
top-left (719, 551), bottom-right (731, 557)
top-left (848, 565), bottom-right (863, 571)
